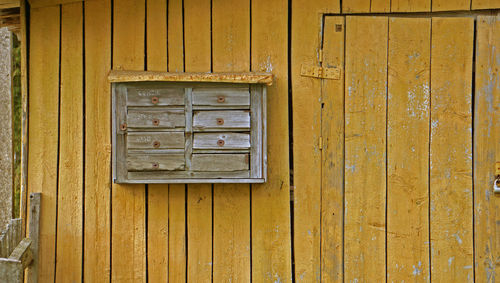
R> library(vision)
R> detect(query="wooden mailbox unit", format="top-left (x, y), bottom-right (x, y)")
top-left (110, 71), bottom-right (271, 183)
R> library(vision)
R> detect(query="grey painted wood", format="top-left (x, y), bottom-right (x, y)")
top-left (127, 154), bottom-right (185, 171)
top-left (27, 193), bottom-right (40, 283)
top-left (127, 108), bottom-right (185, 129)
top-left (127, 132), bottom-right (185, 149)
top-left (185, 88), bottom-right (193, 170)
top-left (193, 110), bottom-right (250, 131)
top-left (193, 133), bottom-right (250, 149)
top-left (192, 87), bottom-right (250, 107)
top-left (250, 85), bottom-right (263, 178)
top-left (128, 170), bottom-right (251, 180)
top-left (124, 178), bottom-right (263, 184)
top-left (262, 86), bottom-right (268, 181)
top-left (9, 238), bottom-right (32, 268)
top-left (0, 258), bottom-right (23, 283)
top-left (127, 85), bottom-right (184, 106)
top-left (191, 154), bottom-right (249, 172)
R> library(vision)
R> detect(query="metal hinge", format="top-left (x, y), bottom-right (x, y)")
top-left (300, 64), bottom-right (341, 80)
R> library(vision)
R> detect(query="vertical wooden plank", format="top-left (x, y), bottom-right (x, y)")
top-left (344, 16), bottom-right (387, 283)
top-left (251, 0), bottom-right (292, 282)
top-left (472, 0), bottom-right (500, 9)
top-left (370, 0), bottom-right (391, 12)
top-left (291, 0), bottom-right (337, 281)
top-left (146, 0), bottom-right (169, 282)
top-left (27, 5), bottom-right (60, 282)
top-left (212, 0), bottom-right (250, 281)
top-left (430, 17), bottom-right (474, 282)
top-left (112, 0), bottom-right (146, 281)
top-left (391, 0), bottom-right (430, 12)
top-left (474, 14), bottom-right (500, 283)
top-left (27, 193), bottom-right (41, 283)
top-left (84, 0), bottom-right (112, 281)
top-left (167, 1), bottom-right (186, 281)
top-left (432, 0), bottom-right (471, 11)
top-left (387, 17), bottom-right (431, 283)
top-left (342, 0), bottom-right (370, 13)
top-left (184, 0), bottom-right (212, 281)
top-left (55, 2), bottom-right (83, 282)
top-left (320, 16), bottom-right (344, 283)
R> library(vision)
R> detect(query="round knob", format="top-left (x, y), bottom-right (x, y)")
top-left (217, 140), bottom-right (225, 146)
top-left (152, 119), bottom-right (160, 126)
top-left (152, 141), bottom-right (161, 148)
top-left (216, 118), bottom-right (224, 125)
top-left (151, 96), bottom-right (159, 104)
top-left (152, 162), bottom-right (159, 169)
top-left (217, 96), bottom-right (225, 103)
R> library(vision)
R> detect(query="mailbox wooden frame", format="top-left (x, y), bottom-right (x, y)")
top-left (110, 71), bottom-right (270, 184)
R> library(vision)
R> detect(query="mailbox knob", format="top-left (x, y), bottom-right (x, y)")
top-left (216, 118), bottom-right (224, 125)
top-left (217, 96), bottom-right (225, 103)
top-left (217, 140), bottom-right (225, 146)
top-left (151, 96), bottom-right (159, 104)
top-left (120, 123), bottom-right (127, 131)
top-left (152, 119), bottom-right (160, 126)
top-left (152, 162), bottom-right (159, 169)
top-left (153, 141), bottom-right (161, 148)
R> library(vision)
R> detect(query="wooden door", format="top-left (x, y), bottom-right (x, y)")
top-left (293, 14), bottom-right (500, 282)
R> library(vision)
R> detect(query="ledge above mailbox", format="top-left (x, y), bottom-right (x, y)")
top-left (110, 70), bottom-right (271, 184)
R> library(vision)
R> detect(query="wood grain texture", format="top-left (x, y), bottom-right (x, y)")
top-left (183, 3), bottom-right (213, 279)
top-left (370, 0), bottom-right (391, 12)
top-left (320, 16), bottom-right (344, 283)
top-left (19, 0), bottom-right (28, 238)
top-left (127, 154), bottom-right (185, 171)
top-left (27, 6), bottom-right (59, 282)
top-left (432, 0), bottom-right (470, 11)
top-left (146, 0), bottom-right (167, 71)
top-left (291, 0), bottom-right (337, 281)
top-left (127, 109), bottom-right (185, 129)
top-left (430, 17), bottom-right (474, 282)
top-left (342, 0), bottom-right (370, 13)
top-left (474, 14), bottom-right (500, 283)
top-left (391, 0), bottom-right (430, 12)
top-left (344, 16), bottom-right (387, 283)
top-left (193, 111), bottom-right (250, 130)
top-left (128, 132), bottom-right (185, 149)
top-left (387, 17), bottom-right (430, 283)
top-left (472, 0), bottom-right (500, 9)
top-left (84, 0), bottom-right (112, 281)
top-left (193, 133), bottom-right (250, 149)
top-left (212, 0), bottom-right (251, 281)
top-left (192, 154), bottom-right (249, 171)
top-left (192, 88), bottom-right (250, 107)
top-left (126, 86), bottom-right (184, 106)
top-left (55, 3), bottom-right (83, 282)
top-left (112, 0), bottom-right (146, 281)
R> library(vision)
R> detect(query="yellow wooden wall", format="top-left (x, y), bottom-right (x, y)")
top-left (24, 0), bottom-right (499, 282)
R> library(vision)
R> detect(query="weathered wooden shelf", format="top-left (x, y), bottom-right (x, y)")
top-left (108, 70), bottom-right (274, 86)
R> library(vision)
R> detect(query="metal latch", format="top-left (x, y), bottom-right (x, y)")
top-left (300, 64), bottom-right (341, 80)
top-left (494, 162), bottom-right (500, 193)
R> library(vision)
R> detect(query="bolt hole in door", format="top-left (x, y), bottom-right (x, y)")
top-left (152, 118), bottom-right (160, 126)
top-left (153, 141), bottom-right (161, 148)
top-left (152, 162), bottom-right (159, 169)
top-left (151, 96), bottom-right (159, 104)
top-left (216, 118), bottom-right (224, 125)
top-left (217, 139), bottom-right (225, 146)
top-left (120, 123), bottom-right (127, 131)
top-left (217, 96), bottom-right (225, 103)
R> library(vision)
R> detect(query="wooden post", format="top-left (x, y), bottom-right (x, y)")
top-left (0, 27), bottom-right (13, 230)
top-left (27, 193), bottom-right (40, 283)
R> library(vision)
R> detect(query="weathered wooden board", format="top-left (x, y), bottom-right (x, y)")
top-left (192, 154), bottom-right (249, 172)
top-left (193, 133), bottom-right (250, 149)
top-left (474, 14), bottom-right (500, 283)
top-left (192, 87), bottom-right (250, 107)
top-left (344, 16), bottom-right (387, 283)
top-left (387, 17), bottom-right (430, 282)
top-left (27, 5), bottom-right (60, 282)
top-left (127, 109), bottom-right (185, 129)
top-left (212, 0), bottom-right (251, 281)
top-left (430, 17), bottom-right (474, 282)
top-left (111, 0), bottom-right (146, 281)
top-left (145, 0), bottom-right (169, 280)
top-left (127, 86), bottom-right (184, 106)
top-left (83, 0), bottom-right (112, 280)
top-left (127, 154), bottom-right (185, 171)
top-left (193, 111), bottom-right (250, 131)
top-left (320, 16), bottom-right (344, 282)
top-left (291, 0), bottom-right (338, 281)
top-left (432, 0), bottom-right (470, 11)
top-left (128, 132), bottom-right (185, 150)
top-left (55, 3), bottom-right (83, 282)
top-left (391, 0), bottom-right (430, 11)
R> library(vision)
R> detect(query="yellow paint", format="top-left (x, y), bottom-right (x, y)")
top-left (83, 0), bottom-right (111, 281)
top-left (111, 0), bottom-right (146, 281)
top-left (472, 0), bottom-right (500, 9)
top-left (474, 14), bottom-right (500, 283)
top-left (55, 3), bottom-right (83, 282)
top-left (387, 17), bottom-right (430, 282)
top-left (432, 0), bottom-right (470, 11)
top-left (430, 17), bottom-right (474, 282)
top-left (321, 16), bottom-right (344, 283)
top-left (343, 0), bottom-right (370, 13)
top-left (391, 0), bottom-right (430, 12)
top-left (184, 0), bottom-right (213, 281)
top-left (344, 16), bottom-right (387, 283)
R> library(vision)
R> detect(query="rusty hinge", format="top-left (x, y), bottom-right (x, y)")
top-left (300, 64), bottom-right (341, 80)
